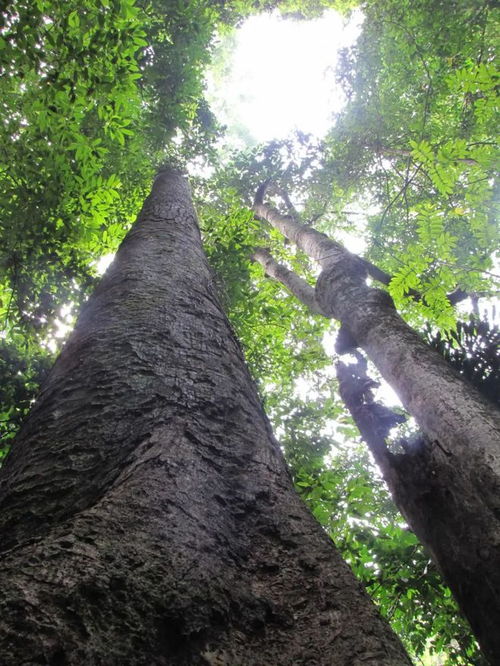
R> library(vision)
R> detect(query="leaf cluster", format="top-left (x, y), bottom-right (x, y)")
top-left (324, 0), bottom-right (499, 328)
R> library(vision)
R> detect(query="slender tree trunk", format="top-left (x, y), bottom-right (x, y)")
top-left (0, 171), bottom-right (411, 665)
top-left (252, 247), bottom-right (326, 315)
top-left (253, 196), bottom-right (500, 663)
top-left (253, 199), bottom-right (500, 461)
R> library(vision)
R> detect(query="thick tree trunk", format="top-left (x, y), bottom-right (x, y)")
top-left (253, 197), bottom-right (500, 663)
top-left (336, 357), bottom-right (500, 664)
top-left (0, 171), bottom-right (411, 665)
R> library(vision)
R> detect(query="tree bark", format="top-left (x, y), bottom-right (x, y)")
top-left (0, 171), bottom-right (411, 665)
top-left (336, 356), bottom-right (500, 664)
top-left (252, 246), bottom-right (326, 315)
top-left (254, 195), bottom-right (500, 664)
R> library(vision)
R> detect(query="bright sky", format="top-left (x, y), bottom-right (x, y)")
top-left (206, 9), bottom-right (364, 143)
top-left (205, 9), bottom-right (407, 416)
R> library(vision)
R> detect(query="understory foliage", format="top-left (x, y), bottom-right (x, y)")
top-left (0, 0), bottom-right (498, 663)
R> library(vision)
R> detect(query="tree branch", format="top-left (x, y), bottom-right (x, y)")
top-left (251, 247), bottom-right (328, 317)
top-left (253, 189), bottom-right (349, 268)
top-left (253, 183), bottom-right (478, 308)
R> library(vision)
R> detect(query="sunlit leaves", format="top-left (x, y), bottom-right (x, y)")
top-left (0, 0), bottom-right (236, 345)
top-left (0, 0), bottom-right (152, 338)
top-left (325, 0), bottom-right (499, 331)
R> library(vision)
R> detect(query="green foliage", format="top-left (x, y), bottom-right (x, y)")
top-left (215, 0), bottom-right (358, 24)
top-left (0, 0), bottom-right (148, 342)
top-left (325, 0), bottom-right (499, 328)
top-left (270, 375), bottom-right (342, 471)
top-left (0, 337), bottom-right (53, 459)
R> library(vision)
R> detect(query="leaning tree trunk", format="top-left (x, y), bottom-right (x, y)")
top-left (0, 171), bottom-right (411, 665)
top-left (253, 194), bottom-right (500, 664)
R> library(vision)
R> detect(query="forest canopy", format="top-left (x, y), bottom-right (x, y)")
top-left (0, 0), bottom-right (498, 663)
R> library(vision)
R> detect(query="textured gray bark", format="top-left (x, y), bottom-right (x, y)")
top-left (254, 197), bottom-right (500, 664)
top-left (0, 171), bottom-right (411, 665)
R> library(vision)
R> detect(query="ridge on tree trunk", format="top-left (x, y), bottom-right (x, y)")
top-left (0, 171), bottom-right (411, 665)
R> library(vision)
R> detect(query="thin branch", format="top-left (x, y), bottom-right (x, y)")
top-left (251, 247), bottom-right (328, 317)
top-left (375, 164), bottom-right (423, 234)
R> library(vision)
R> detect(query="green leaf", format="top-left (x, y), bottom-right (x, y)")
top-left (68, 10), bottom-right (80, 28)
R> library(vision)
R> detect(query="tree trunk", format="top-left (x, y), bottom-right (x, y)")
top-left (0, 170), bottom-right (411, 665)
top-left (253, 196), bottom-right (500, 664)
top-left (316, 251), bottom-right (500, 665)
top-left (336, 356), bottom-right (500, 664)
